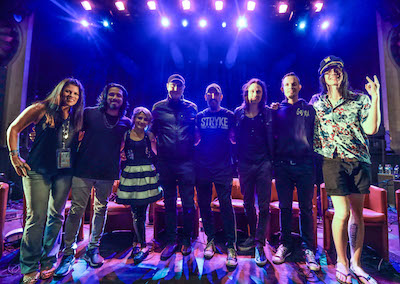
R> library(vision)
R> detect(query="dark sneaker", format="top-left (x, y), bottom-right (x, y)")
top-left (134, 247), bottom-right (149, 265)
top-left (130, 243), bottom-right (141, 258)
top-left (204, 240), bottom-right (216, 260)
top-left (255, 245), bottom-right (267, 267)
top-left (54, 255), bottom-right (75, 277)
top-left (181, 243), bottom-right (192, 256)
top-left (238, 236), bottom-right (255, 251)
top-left (305, 249), bottom-right (320, 271)
top-left (160, 243), bottom-right (178, 261)
top-left (83, 248), bottom-right (104, 268)
top-left (226, 248), bottom-right (238, 269)
top-left (272, 244), bottom-right (291, 264)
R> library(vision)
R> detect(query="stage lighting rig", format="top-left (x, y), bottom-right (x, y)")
top-left (215, 1), bottom-right (223, 11)
top-left (81, 1), bottom-right (92, 11)
top-left (147, 1), bottom-right (157, 10)
top-left (278, 2), bottom-right (288, 14)
top-left (115, 1), bottom-right (125, 11)
top-left (247, 1), bottom-right (256, 11)
top-left (314, 2), bottom-right (323, 12)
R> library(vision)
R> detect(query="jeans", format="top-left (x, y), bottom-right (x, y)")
top-left (238, 160), bottom-right (272, 246)
top-left (157, 159), bottom-right (195, 244)
top-left (274, 159), bottom-right (315, 251)
top-left (20, 171), bottom-right (72, 274)
top-left (196, 178), bottom-right (236, 249)
top-left (63, 177), bottom-right (114, 255)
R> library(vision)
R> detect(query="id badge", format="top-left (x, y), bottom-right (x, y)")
top-left (56, 148), bottom-right (71, 169)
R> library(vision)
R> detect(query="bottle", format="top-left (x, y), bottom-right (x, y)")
top-left (388, 164), bottom-right (393, 175)
top-left (394, 165), bottom-right (399, 179)
top-left (378, 164), bottom-right (383, 174)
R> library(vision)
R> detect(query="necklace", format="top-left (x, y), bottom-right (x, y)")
top-left (61, 118), bottom-right (70, 149)
top-left (103, 113), bottom-right (120, 129)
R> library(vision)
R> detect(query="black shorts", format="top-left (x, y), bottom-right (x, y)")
top-left (322, 157), bottom-right (371, 196)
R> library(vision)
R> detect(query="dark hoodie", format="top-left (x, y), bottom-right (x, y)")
top-left (272, 99), bottom-right (315, 161)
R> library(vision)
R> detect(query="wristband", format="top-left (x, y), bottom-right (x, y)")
top-left (9, 150), bottom-right (19, 156)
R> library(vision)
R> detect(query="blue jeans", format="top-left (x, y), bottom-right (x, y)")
top-left (21, 171), bottom-right (72, 274)
top-left (63, 177), bottom-right (114, 255)
top-left (274, 159), bottom-right (315, 251)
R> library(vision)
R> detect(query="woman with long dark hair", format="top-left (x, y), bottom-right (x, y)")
top-left (234, 78), bottom-right (273, 267)
top-left (7, 78), bottom-right (85, 284)
top-left (311, 56), bottom-right (380, 284)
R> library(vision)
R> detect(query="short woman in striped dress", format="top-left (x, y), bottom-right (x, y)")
top-left (117, 107), bottom-right (162, 264)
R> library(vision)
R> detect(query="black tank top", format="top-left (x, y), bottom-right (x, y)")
top-left (124, 130), bottom-right (153, 167)
top-left (27, 114), bottom-right (78, 176)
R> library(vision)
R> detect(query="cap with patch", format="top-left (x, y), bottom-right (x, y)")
top-left (318, 55), bottom-right (344, 75)
top-left (205, 83), bottom-right (222, 95)
top-left (167, 74), bottom-right (185, 85)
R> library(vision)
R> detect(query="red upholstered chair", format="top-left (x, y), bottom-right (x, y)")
top-left (321, 184), bottom-right (388, 260)
top-left (153, 187), bottom-right (199, 242)
top-left (90, 180), bottom-right (134, 234)
top-left (210, 178), bottom-right (248, 234)
top-left (268, 179), bottom-right (318, 248)
top-left (396, 189), bottom-right (400, 245)
top-left (0, 183), bottom-right (9, 258)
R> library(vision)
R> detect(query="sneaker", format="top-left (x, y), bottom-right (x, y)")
top-left (134, 247), bottom-right (149, 265)
top-left (238, 236), bottom-right (255, 251)
top-left (160, 243), bottom-right (178, 261)
top-left (83, 247), bottom-right (104, 268)
top-left (204, 240), bottom-right (216, 260)
top-left (255, 245), bottom-right (267, 267)
top-left (226, 248), bottom-right (238, 269)
top-left (54, 255), bottom-right (75, 277)
top-left (181, 243), bottom-right (192, 256)
top-left (272, 244), bottom-right (292, 264)
top-left (305, 249), bottom-right (320, 271)
top-left (130, 243), bottom-right (141, 258)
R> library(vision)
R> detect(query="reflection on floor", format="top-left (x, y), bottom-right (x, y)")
top-left (1, 205), bottom-right (400, 283)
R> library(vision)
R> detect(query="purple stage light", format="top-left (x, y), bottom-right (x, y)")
top-left (215, 1), bottom-right (223, 11)
top-left (278, 2), bottom-right (288, 14)
top-left (199, 19), bottom-right (207, 28)
top-left (321, 20), bottom-right (330, 30)
top-left (222, 21), bottom-right (227, 28)
top-left (182, 19), bottom-right (188, 27)
top-left (247, 1), bottom-right (256, 11)
top-left (161, 17), bottom-right (170, 27)
top-left (81, 1), bottom-right (92, 11)
top-left (182, 0), bottom-right (191, 11)
top-left (115, 1), bottom-right (125, 11)
top-left (315, 2), bottom-right (323, 12)
top-left (236, 16), bottom-right (248, 30)
top-left (80, 19), bottom-right (89, 27)
top-left (147, 1), bottom-right (157, 10)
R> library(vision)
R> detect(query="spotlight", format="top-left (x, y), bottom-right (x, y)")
top-left (315, 2), bottom-right (323, 12)
top-left (247, 1), bottom-right (256, 11)
top-left (222, 21), bottom-right (227, 28)
top-left (321, 20), bottom-right (330, 30)
top-left (182, 0), bottom-right (191, 10)
top-left (115, 1), bottom-right (125, 11)
top-left (215, 1), bottom-right (223, 11)
top-left (81, 1), bottom-right (92, 11)
top-left (199, 19), bottom-right (207, 28)
top-left (278, 2), bottom-right (288, 14)
top-left (80, 19), bottom-right (89, 27)
top-left (161, 17), bottom-right (170, 27)
top-left (147, 1), bottom-right (157, 10)
top-left (298, 21), bottom-right (306, 29)
top-left (102, 20), bottom-right (110, 27)
top-left (182, 19), bottom-right (188, 27)
top-left (236, 16), bottom-right (248, 30)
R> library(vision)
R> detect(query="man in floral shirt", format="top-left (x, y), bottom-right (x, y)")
top-left (310, 55), bottom-right (380, 284)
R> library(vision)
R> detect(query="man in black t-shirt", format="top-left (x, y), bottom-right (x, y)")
top-left (195, 83), bottom-right (237, 269)
top-left (55, 83), bottom-right (131, 277)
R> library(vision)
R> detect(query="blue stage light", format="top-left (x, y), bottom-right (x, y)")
top-left (236, 16), bottom-right (248, 30)
top-left (199, 19), bottom-right (207, 28)
top-left (321, 20), bottom-right (330, 30)
top-left (299, 21), bottom-right (306, 29)
top-left (161, 17), bottom-right (170, 28)
top-left (182, 19), bottom-right (188, 27)
top-left (222, 21), bottom-right (227, 28)
top-left (102, 20), bottom-right (110, 27)
top-left (80, 19), bottom-right (89, 27)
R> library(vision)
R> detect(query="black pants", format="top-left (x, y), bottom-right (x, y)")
top-left (131, 205), bottom-right (147, 247)
top-left (238, 160), bottom-right (272, 246)
top-left (274, 159), bottom-right (314, 251)
top-left (196, 178), bottom-right (236, 249)
top-left (157, 159), bottom-right (195, 245)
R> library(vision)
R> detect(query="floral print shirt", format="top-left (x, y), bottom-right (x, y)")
top-left (310, 92), bottom-right (372, 164)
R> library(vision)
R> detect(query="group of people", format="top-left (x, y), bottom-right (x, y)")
top-left (7, 55), bottom-right (380, 284)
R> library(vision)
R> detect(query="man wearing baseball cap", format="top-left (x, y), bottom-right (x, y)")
top-left (150, 74), bottom-right (198, 260)
top-left (310, 56), bottom-right (380, 284)
top-left (195, 83), bottom-right (238, 269)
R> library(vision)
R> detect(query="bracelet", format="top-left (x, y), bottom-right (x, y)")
top-left (9, 150), bottom-right (19, 156)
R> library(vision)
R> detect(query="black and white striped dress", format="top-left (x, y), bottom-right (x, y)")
top-left (117, 131), bottom-right (162, 206)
